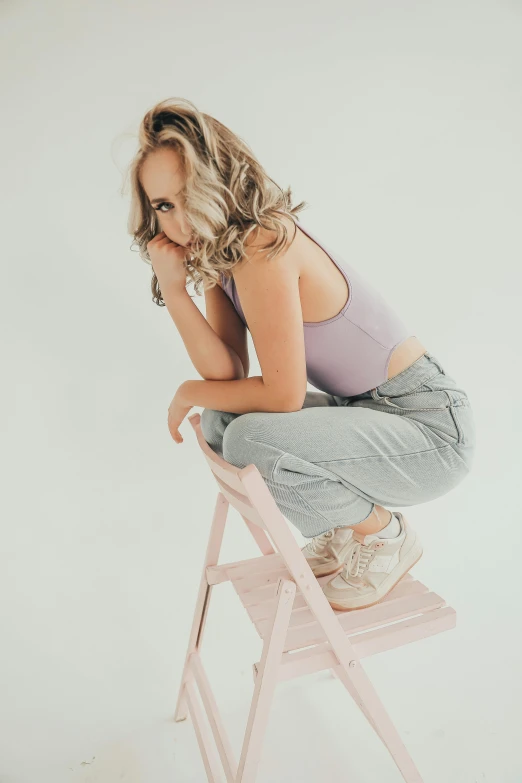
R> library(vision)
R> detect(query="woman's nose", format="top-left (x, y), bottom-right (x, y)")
top-left (179, 214), bottom-right (191, 238)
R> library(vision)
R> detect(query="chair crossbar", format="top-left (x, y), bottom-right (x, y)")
top-left (206, 552), bottom-right (282, 586)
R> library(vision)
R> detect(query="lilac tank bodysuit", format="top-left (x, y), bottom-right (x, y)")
top-left (219, 220), bottom-right (415, 397)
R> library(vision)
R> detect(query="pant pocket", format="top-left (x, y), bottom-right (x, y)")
top-left (445, 392), bottom-right (477, 448)
top-left (376, 385), bottom-right (453, 413)
top-left (372, 386), bottom-right (473, 450)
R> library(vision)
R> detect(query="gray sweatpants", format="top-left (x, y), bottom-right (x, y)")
top-left (200, 352), bottom-right (476, 539)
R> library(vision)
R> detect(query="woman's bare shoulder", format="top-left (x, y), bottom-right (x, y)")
top-left (244, 213), bottom-right (296, 248)
top-left (240, 214), bottom-right (298, 271)
top-left (214, 214), bottom-right (298, 281)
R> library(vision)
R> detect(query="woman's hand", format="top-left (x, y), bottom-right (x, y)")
top-left (147, 231), bottom-right (191, 292)
top-left (168, 384), bottom-right (194, 444)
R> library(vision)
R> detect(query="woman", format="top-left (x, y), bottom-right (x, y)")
top-left (126, 97), bottom-right (476, 611)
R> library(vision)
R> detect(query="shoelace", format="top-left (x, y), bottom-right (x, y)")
top-left (307, 529), bottom-right (334, 554)
top-left (345, 541), bottom-right (375, 577)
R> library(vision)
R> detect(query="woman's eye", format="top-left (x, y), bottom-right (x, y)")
top-left (156, 202), bottom-right (173, 213)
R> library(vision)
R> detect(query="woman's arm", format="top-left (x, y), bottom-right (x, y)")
top-left (176, 223), bottom-right (308, 416)
top-left (162, 284), bottom-right (246, 381)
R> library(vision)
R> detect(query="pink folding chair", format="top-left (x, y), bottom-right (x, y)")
top-left (174, 412), bottom-right (456, 783)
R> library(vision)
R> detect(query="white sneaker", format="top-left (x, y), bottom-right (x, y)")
top-left (321, 512), bottom-right (423, 610)
top-left (301, 526), bottom-right (356, 577)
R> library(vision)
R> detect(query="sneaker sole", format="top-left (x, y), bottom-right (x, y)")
top-left (326, 542), bottom-right (423, 612)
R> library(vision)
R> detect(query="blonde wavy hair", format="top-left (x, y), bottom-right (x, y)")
top-left (122, 97), bottom-right (309, 306)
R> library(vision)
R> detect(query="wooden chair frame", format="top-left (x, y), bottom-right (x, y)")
top-left (174, 412), bottom-right (456, 782)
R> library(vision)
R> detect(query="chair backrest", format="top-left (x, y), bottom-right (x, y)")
top-left (189, 412), bottom-right (269, 531)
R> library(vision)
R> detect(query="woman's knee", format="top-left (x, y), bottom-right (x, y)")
top-left (200, 408), bottom-right (218, 442)
top-left (200, 407), bottom-right (232, 452)
top-left (221, 413), bottom-right (277, 469)
top-left (201, 407), bottom-right (251, 456)
top-left (221, 413), bottom-right (253, 462)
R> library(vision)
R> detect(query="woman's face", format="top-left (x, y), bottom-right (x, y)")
top-left (141, 147), bottom-right (193, 248)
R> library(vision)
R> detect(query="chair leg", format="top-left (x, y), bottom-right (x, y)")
top-left (333, 662), bottom-right (424, 783)
top-left (235, 578), bottom-right (296, 783)
top-left (332, 664), bottom-right (384, 740)
top-left (174, 494), bottom-right (229, 723)
top-left (184, 675), bottom-right (226, 783)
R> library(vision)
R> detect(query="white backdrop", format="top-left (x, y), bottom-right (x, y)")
top-left (1, 0), bottom-right (521, 781)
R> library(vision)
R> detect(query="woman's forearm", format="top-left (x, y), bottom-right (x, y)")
top-left (179, 375), bottom-right (301, 414)
top-left (162, 285), bottom-right (245, 380)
